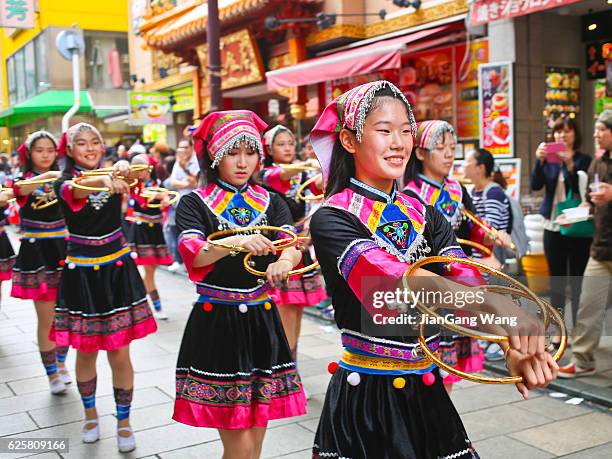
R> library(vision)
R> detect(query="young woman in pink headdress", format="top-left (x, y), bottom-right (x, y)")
top-left (51, 122), bottom-right (157, 453)
top-left (125, 153), bottom-right (174, 320)
top-left (308, 80), bottom-right (557, 458)
top-left (172, 110), bottom-right (306, 457)
top-left (260, 125), bottom-right (328, 366)
top-left (402, 120), bottom-right (513, 393)
top-left (10, 131), bottom-right (71, 395)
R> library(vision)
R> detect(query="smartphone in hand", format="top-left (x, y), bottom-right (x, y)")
top-left (544, 142), bottom-right (565, 163)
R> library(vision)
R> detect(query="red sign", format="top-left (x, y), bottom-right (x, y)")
top-left (471, 0), bottom-right (583, 26)
top-left (479, 62), bottom-right (514, 157)
top-left (0, 0), bottom-right (35, 29)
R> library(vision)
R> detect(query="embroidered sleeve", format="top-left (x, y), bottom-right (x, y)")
top-left (11, 181), bottom-right (29, 208)
top-left (59, 181), bottom-right (88, 212)
top-left (176, 193), bottom-right (215, 282)
top-left (178, 230), bottom-right (213, 282)
top-left (262, 167), bottom-right (289, 194)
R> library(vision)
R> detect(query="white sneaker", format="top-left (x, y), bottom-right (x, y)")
top-left (153, 309), bottom-right (168, 320)
top-left (303, 385), bottom-right (311, 401)
top-left (117, 427), bottom-right (136, 453)
top-left (58, 367), bottom-right (72, 384)
top-left (81, 418), bottom-right (100, 444)
top-left (167, 262), bottom-right (181, 272)
top-left (49, 377), bottom-right (67, 395)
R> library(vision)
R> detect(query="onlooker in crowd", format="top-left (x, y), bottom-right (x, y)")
top-left (530, 118), bottom-right (592, 342)
top-left (116, 144), bottom-right (129, 160)
top-left (149, 142), bottom-right (170, 181)
top-left (10, 152), bottom-right (21, 178)
top-left (164, 138), bottom-right (199, 272)
top-left (559, 109), bottom-right (612, 378)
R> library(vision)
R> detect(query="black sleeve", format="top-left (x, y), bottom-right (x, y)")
top-left (268, 192), bottom-right (294, 229)
top-left (426, 205), bottom-right (462, 255)
top-left (176, 192), bottom-right (211, 236)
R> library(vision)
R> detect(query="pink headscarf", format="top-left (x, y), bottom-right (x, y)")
top-left (192, 110), bottom-right (268, 168)
top-left (310, 80), bottom-right (416, 181)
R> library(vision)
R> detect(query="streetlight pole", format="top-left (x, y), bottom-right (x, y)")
top-left (207, 0), bottom-right (222, 112)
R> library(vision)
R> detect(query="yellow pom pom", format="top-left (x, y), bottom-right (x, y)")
top-left (264, 302), bottom-right (272, 310)
top-left (392, 377), bottom-right (406, 389)
top-left (93, 265), bottom-right (100, 271)
top-left (149, 223), bottom-right (154, 228)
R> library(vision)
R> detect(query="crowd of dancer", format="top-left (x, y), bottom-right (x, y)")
top-left (0, 80), bottom-right (562, 458)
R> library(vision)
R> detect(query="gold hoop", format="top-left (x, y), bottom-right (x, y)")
top-left (277, 162), bottom-right (320, 172)
top-left (462, 208), bottom-right (517, 252)
top-left (0, 186), bottom-right (16, 203)
top-left (70, 175), bottom-right (138, 193)
top-left (456, 238), bottom-right (492, 257)
top-left (140, 186), bottom-right (180, 208)
top-left (81, 164), bottom-right (152, 176)
top-left (402, 255), bottom-right (566, 384)
top-left (206, 225), bottom-right (298, 256)
top-left (296, 173), bottom-right (324, 202)
top-left (15, 177), bottom-right (56, 187)
top-left (243, 236), bottom-right (319, 277)
top-left (31, 198), bottom-right (58, 210)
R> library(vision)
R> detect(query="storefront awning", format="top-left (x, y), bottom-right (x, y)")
top-left (266, 24), bottom-right (454, 91)
top-left (0, 90), bottom-right (93, 127)
top-left (470, 0), bottom-right (583, 26)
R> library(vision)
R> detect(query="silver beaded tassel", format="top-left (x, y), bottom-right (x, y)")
top-left (353, 81), bottom-right (417, 143)
top-left (211, 134), bottom-right (264, 168)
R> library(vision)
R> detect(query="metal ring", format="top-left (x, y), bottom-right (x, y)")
top-left (81, 164), bottom-right (152, 176)
top-left (15, 177), bottom-right (57, 186)
top-left (31, 198), bottom-right (58, 210)
top-left (403, 255), bottom-right (566, 384)
top-left (206, 225), bottom-right (298, 255)
top-left (462, 208), bottom-right (517, 252)
top-left (243, 236), bottom-right (319, 277)
top-left (296, 173), bottom-right (324, 202)
top-left (70, 175), bottom-right (138, 193)
top-left (0, 186), bottom-right (16, 203)
top-left (456, 238), bottom-right (493, 257)
top-left (140, 186), bottom-right (180, 208)
top-left (277, 162), bottom-right (320, 172)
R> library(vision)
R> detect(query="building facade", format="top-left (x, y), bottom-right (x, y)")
top-left (0, 0), bottom-right (141, 153)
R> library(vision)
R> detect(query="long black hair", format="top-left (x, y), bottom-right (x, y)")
top-left (324, 86), bottom-right (408, 197)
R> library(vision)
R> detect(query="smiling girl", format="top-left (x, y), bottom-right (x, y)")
top-left (308, 81), bottom-right (557, 458)
top-left (51, 123), bottom-right (157, 453)
top-left (11, 131), bottom-right (70, 394)
top-left (173, 111), bottom-right (306, 458)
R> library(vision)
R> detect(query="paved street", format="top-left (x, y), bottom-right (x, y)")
top-left (1, 266), bottom-right (612, 459)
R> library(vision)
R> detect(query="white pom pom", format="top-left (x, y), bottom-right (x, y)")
top-left (29, 238), bottom-right (36, 243)
top-left (238, 303), bottom-right (248, 313)
top-left (136, 220), bottom-right (142, 225)
top-left (439, 369), bottom-right (449, 379)
top-left (68, 262), bottom-right (76, 270)
top-left (3, 209), bottom-right (9, 216)
top-left (129, 199), bottom-right (135, 206)
top-left (130, 252), bottom-right (138, 259)
top-left (347, 372), bottom-right (361, 386)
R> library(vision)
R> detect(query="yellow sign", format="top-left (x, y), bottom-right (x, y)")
top-left (197, 29), bottom-right (264, 91)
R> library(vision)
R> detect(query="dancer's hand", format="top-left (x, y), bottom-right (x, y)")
top-left (266, 259), bottom-right (293, 287)
top-left (113, 160), bottom-right (131, 178)
top-left (237, 234), bottom-right (276, 257)
top-left (101, 175), bottom-right (130, 195)
top-left (506, 349), bottom-right (559, 399)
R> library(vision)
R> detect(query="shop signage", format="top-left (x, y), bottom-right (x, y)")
top-left (455, 40), bottom-right (489, 140)
top-left (471, 0), bottom-right (583, 26)
top-left (197, 29), bottom-right (265, 91)
top-left (452, 158), bottom-right (522, 199)
top-left (543, 66), bottom-right (580, 132)
top-left (0, 0), bottom-right (35, 29)
top-left (478, 62), bottom-right (514, 157)
top-left (128, 91), bottom-right (173, 126)
top-left (586, 41), bottom-right (612, 80)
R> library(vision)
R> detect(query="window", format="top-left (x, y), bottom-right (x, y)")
top-left (25, 42), bottom-right (36, 98)
top-left (14, 49), bottom-right (25, 103)
top-left (35, 32), bottom-right (48, 89)
top-left (85, 32), bottom-right (130, 89)
top-left (7, 57), bottom-right (16, 106)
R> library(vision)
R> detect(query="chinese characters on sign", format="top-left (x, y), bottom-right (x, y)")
top-left (471, 0), bottom-right (583, 26)
top-left (0, 0), bottom-right (34, 29)
top-left (479, 62), bottom-right (514, 157)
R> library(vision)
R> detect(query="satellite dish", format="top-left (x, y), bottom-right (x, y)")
top-left (56, 30), bottom-right (85, 60)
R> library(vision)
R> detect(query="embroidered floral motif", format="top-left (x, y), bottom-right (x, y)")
top-left (378, 221), bottom-right (411, 250)
top-left (175, 368), bottom-right (302, 407)
top-left (229, 207), bottom-right (253, 225)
